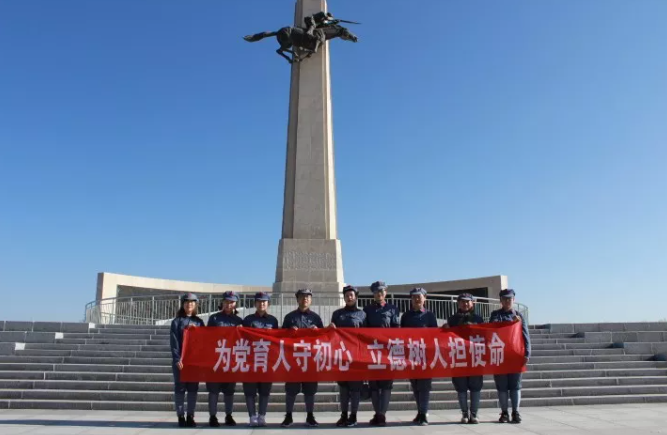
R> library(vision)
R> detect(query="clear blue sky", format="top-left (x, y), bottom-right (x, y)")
top-left (1, 0), bottom-right (665, 324)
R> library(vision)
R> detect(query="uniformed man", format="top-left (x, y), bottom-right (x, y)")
top-left (329, 285), bottom-right (366, 427)
top-left (400, 287), bottom-right (438, 426)
top-left (280, 288), bottom-right (324, 428)
top-left (242, 292), bottom-right (279, 427)
top-left (305, 11), bottom-right (335, 36)
top-left (446, 293), bottom-right (484, 424)
top-left (206, 291), bottom-right (243, 427)
top-left (363, 281), bottom-right (399, 426)
top-left (489, 289), bottom-right (531, 424)
top-left (169, 293), bottom-right (205, 428)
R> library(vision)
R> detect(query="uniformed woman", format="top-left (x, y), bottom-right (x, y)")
top-left (280, 288), bottom-right (324, 428)
top-left (489, 289), bottom-right (531, 424)
top-left (400, 287), bottom-right (438, 426)
top-left (446, 293), bottom-right (484, 424)
top-left (169, 293), bottom-right (205, 427)
top-left (329, 285), bottom-right (366, 427)
top-left (363, 280), bottom-right (399, 426)
top-left (206, 291), bottom-right (243, 427)
top-left (242, 292), bottom-right (279, 427)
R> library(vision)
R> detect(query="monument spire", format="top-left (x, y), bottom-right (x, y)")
top-left (273, 0), bottom-right (344, 295)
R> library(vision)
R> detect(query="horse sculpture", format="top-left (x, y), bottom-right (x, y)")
top-left (243, 24), bottom-right (358, 64)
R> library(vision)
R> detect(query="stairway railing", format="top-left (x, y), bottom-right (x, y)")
top-left (85, 293), bottom-right (528, 326)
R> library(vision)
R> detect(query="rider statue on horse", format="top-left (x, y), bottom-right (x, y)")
top-left (243, 11), bottom-right (360, 64)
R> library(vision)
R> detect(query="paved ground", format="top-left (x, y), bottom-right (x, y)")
top-left (1, 405), bottom-right (667, 434)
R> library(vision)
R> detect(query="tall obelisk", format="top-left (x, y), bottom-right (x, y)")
top-left (273, 0), bottom-right (344, 295)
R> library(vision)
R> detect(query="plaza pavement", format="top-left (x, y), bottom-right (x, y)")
top-left (1, 405), bottom-right (667, 435)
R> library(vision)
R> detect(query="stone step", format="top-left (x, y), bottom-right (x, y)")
top-left (2, 367), bottom-right (667, 384)
top-left (2, 383), bottom-right (667, 403)
top-left (3, 360), bottom-right (665, 375)
top-left (530, 349), bottom-right (626, 356)
top-left (3, 353), bottom-right (654, 366)
top-left (14, 347), bottom-right (630, 359)
top-left (61, 333), bottom-right (158, 340)
top-left (0, 394), bottom-right (667, 412)
top-left (23, 343), bottom-right (172, 352)
top-left (96, 324), bottom-right (170, 330)
top-left (90, 328), bottom-right (170, 336)
top-left (528, 355), bottom-right (653, 364)
top-left (4, 393), bottom-right (667, 412)
top-left (531, 343), bottom-right (614, 350)
top-left (529, 361), bottom-right (667, 371)
top-left (2, 376), bottom-right (665, 393)
top-left (57, 339), bottom-right (169, 346)
top-left (530, 338), bottom-right (590, 344)
top-left (3, 355), bottom-right (662, 370)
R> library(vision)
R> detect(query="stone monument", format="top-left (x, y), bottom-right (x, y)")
top-left (273, 0), bottom-right (345, 295)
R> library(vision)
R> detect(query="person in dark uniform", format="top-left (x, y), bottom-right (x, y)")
top-left (401, 287), bottom-right (438, 426)
top-left (170, 293), bottom-right (205, 427)
top-left (305, 11), bottom-right (335, 36)
top-left (329, 285), bottom-right (366, 427)
top-left (489, 289), bottom-right (531, 424)
top-left (206, 291), bottom-right (242, 427)
top-left (446, 293), bottom-right (484, 424)
top-left (280, 288), bottom-right (324, 428)
top-left (363, 280), bottom-right (399, 426)
top-left (242, 292), bottom-right (279, 427)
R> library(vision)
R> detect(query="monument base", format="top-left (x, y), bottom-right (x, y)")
top-left (273, 238), bottom-right (344, 294)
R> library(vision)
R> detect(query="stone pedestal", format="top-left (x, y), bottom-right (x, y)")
top-left (273, 0), bottom-right (344, 295)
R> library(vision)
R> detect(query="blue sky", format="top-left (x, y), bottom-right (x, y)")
top-left (1, 0), bottom-right (665, 324)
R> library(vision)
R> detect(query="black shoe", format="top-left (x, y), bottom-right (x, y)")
top-left (469, 413), bottom-right (479, 424)
top-left (306, 413), bottom-right (319, 427)
top-left (460, 411), bottom-right (469, 424)
top-left (378, 414), bottom-right (387, 427)
top-left (281, 413), bottom-right (293, 428)
top-left (336, 413), bottom-right (348, 427)
top-left (209, 415), bottom-right (220, 427)
top-left (419, 413), bottom-right (429, 426)
top-left (186, 415), bottom-right (196, 428)
top-left (177, 416), bottom-right (186, 427)
top-left (224, 414), bottom-right (237, 426)
top-left (412, 412), bottom-right (421, 423)
top-left (511, 411), bottom-right (522, 424)
top-left (369, 414), bottom-right (380, 426)
top-left (346, 413), bottom-right (358, 427)
top-left (499, 411), bottom-right (510, 423)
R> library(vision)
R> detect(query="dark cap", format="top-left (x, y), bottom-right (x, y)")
top-left (343, 285), bottom-right (358, 295)
top-left (370, 281), bottom-right (388, 293)
top-left (254, 292), bottom-right (271, 301)
top-left (222, 291), bottom-right (238, 302)
top-left (457, 293), bottom-right (474, 301)
top-left (410, 287), bottom-right (427, 296)
top-left (499, 289), bottom-right (516, 298)
top-left (181, 293), bottom-right (198, 302)
top-left (295, 288), bottom-right (313, 297)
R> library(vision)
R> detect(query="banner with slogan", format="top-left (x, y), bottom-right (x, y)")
top-left (180, 322), bottom-right (526, 382)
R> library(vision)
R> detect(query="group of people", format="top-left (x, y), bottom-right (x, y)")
top-left (170, 282), bottom-right (531, 428)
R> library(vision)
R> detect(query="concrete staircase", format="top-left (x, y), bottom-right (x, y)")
top-left (1, 321), bottom-right (667, 412)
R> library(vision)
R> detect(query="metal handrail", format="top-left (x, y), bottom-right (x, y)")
top-left (85, 292), bottom-right (528, 326)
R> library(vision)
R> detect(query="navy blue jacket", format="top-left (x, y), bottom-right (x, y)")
top-left (243, 312), bottom-right (280, 329)
top-left (363, 302), bottom-right (400, 328)
top-left (400, 309), bottom-right (438, 328)
top-left (283, 309), bottom-right (324, 329)
top-left (331, 306), bottom-right (366, 328)
top-left (170, 315), bottom-right (205, 364)
top-left (207, 311), bottom-right (243, 327)
top-left (489, 309), bottom-right (531, 358)
top-left (447, 311), bottom-right (484, 327)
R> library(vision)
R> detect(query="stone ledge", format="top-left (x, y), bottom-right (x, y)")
top-left (1, 322), bottom-right (91, 333)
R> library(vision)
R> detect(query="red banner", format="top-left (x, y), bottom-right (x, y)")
top-left (181, 322), bottom-right (526, 382)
